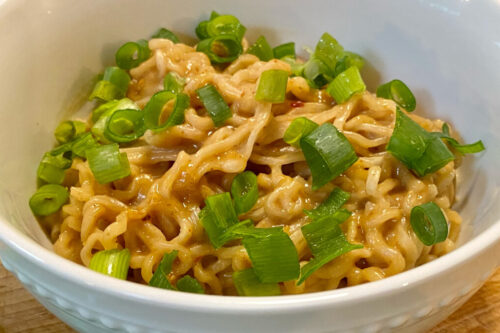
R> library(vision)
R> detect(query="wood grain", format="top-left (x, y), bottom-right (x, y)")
top-left (0, 261), bottom-right (498, 333)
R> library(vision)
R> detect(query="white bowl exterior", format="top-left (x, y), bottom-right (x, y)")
top-left (1, 0), bottom-right (500, 332)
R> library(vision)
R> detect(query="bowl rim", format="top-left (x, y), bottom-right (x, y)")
top-left (1, 212), bottom-right (500, 313)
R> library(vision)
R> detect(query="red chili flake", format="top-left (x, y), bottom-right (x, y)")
top-left (290, 101), bottom-right (304, 108)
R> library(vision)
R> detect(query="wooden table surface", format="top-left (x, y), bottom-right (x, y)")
top-left (1, 262), bottom-right (499, 333)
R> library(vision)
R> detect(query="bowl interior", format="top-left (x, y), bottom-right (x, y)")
top-left (0, 0), bottom-right (499, 258)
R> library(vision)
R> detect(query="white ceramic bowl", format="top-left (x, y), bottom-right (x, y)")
top-left (1, 0), bottom-right (500, 332)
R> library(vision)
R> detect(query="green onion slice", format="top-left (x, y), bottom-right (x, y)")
top-left (410, 202), bottom-right (448, 246)
top-left (231, 171), bottom-right (258, 215)
top-left (29, 184), bottom-right (69, 216)
top-left (199, 192), bottom-right (239, 248)
top-left (387, 109), bottom-right (455, 177)
top-left (326, 66), bottom-right (366, 104)
top-left (71, 133), bottom-right (99, 158)
top-left (304, 187), bottom-right (350, 220)
top-left (281, 56), bottom-right (305, 77)
top-left (273, 42), bottom-right (295, 60)
top-left (102, 66), bottom-right (131, 95)
top-left (115, 40), bottom-right (151, 70)
top-left (300, 123), bottom-right (358, 190)
top-left (247, 36), bottom-right (273, 61)
top-left (86, 144), bottom-right (131, 184)
top-left (163, 72), bottom-right (186, 94)
top-left (196, 35), bottom-right (243, 64)
top-left (89, 249), bottom-right (130, 280)
top-left (151, 28), bottom-right (180, 43)
top-left (37, 153), bottom-right (71, 185)
top-left (242, 227), bottom-right (300, 283)
top-left (54, 120), bottom-right (86, 144)
top-left (283, 117), bottom-right (319, 148)
top-left (149, 250), bottom-right (178, 290)
top-left (89, 80), bottom-right (122, 102)
top-left (298, 211), bottom-right (362, 285)
top-left (334, 51), bottom-right (365, 77)
top-left (143, 91), bottom-right (190, 131)
top-left (195, 21), bottom-right (210, 40)
top-left (196, 84), bottom-right (232, 127)
top-left (303, 57), bottom-right (332, 89)
top-left (92, 98), bottom-right (139, 143)
top-left (314, 32), bottom-right (344, 70)
top-left (233, 268), bottom-right (281, 296)
top-left (376, 79), bottom-right (416, 112)
top-left (255, 69), bottom-right (289, 103)
top-left (104, 109), bottom-right (146, 143)
top-left (176, 276), bottom-right (205, 294)
top-left (206, 14), bottom-right (246, 41)
top-left (435, 123), bottom-right (485, 154)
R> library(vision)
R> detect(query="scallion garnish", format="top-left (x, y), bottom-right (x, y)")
top-left (206, 14), bottom-right (246, 41)
top-left (314, 32), bottom-right (344, 71)
top-left (151, 28), bottom-right (180, 43)
top-left (143, 91), bottom-right (190, 131)
top-left (71, 132), bottom-right (99, 158)
top-left (255, 69), bottom-right (289, 103)
top-left (89, 249), bottom-right (130, 280)
top-left (199, 192), bottom-right (239, 248)
top-left (115, 40), bottom-right (151, 70)
top-left (377, 79), bottom-right (416, 112)
top-left (247, 36), bottom-right (273, 61)
top-left (303, 57), bottom-right (332, 88)
top-left (196, 84), bottom-right (232, 127)
top-left (54, 121), bottom-right (86, 144)
top-left (300, 123), bottom-right (358, 190)
top-left (326, 66), bottom-right (366, 104)
top-left (304, 187), bottom-right (350, 220)
top-left (196, 35), bottom-right (243, 64)
top-left (298, 211), bottom-right (362, 285)
top-left (86, 144), bottom-right (131, 184)
top-left (273, 42), bottom-right (295, 60)
top-left (176, 276), bottom-right (205, 294)
top-left (104, 109), bottom-right (146, 143)
top-left (29, 184), bottom-right (69, 216)
top-left (163, 72), bottom-right (186, 95)
top-left (233, 268), bottom-right (281, 296)
top-left (435, 123), bottom-right (485, 154)
top-left (149, 250), bottom-right (178, 290)
top-left (37, 153), bottom-right (71, 185)
top-left (102, 66), bottom-right (131, 96)
top-left (242, 227), bottom-right (300, 283)
top-left (410, 202), bottom-right (448, 246)
top-left (283, 117), bottom-right (318, 148)
top-left (88, 81), bottom-right (122, 102)
top-left (333, 51), bottom-right (365, 77)
top-left (92, 98), bottom-right (140, 143)
top-left (231, 171), bottom-right (258, 215)
top-left (387, 109), bottom-right (455, 177)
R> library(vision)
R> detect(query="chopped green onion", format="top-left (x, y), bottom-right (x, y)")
top-left (216, 219), bottom-right (254, 245)
top-left (86, 144), bottom-right (130, 184)
top-left (210, 10), bottom-right (220, 20)
top-left (314, 32), bottom-right (344, 70)
top-left (88, 80), bottom-right (122, 102)
top-left (273, 42), bottom-right (295, 60)
top-left (149, 251), bottom-right (178, 290)
top-left (298, 211), bottom-right (362, 285)
top-left (206, 15), bottom-right (246, 41)
top-left (435, 123), bottom-right (485, 154)
top-left (300, 123), bottom-right (358, 190)
top-left (115, 40), bottom-right (151, 70)
top-left (54, 120), bottom-right (86, 144)
top-left (231, 171), bottom-right (258, 215)
top-left (92, 100), bottom-right (119, 123)
top-left (196, 35), bottom-right (243, 64)
top-left (326, 66), bottom-right (366, 104)
top-left (410, 202), bottom-right (448, 246)
top-left (242, 227), bottom-right (300, 283)
top-left (143, 91), bottom-right (190, 131)
top-left (196, 84), bottom-right (231, 126)
top-left (92, 99), bottom-right (139, 139)
top-left (195, 21), bottom-right (210, 40)
top-left (304, 187), bottom-right (350, 220)
top-left (233, 268), bottom-right (281, 296)
top-left (303, 57), bottom-right (332, 88)
top-left (199, 192), bottom-right (239, 248)
top-left (333, 51), bottom-right (365, 77)
top-left (29, 184), bottom-right (69, 216)
top-left (37, 153), bottom-right (71, 185)
top-left (247, 36), bottom-right (273, 61)
top-left (283, 117), bottom-right (318, 148)
top-left (102, 67), bottom-right (131, 95)
top-left (71, 133), bottom-right (99, 158)
top-left (176, 276), bottom-right (205, 294)
top-left (89, 249), bottom-right (130, 280)
top-left (104, 109), bottom-right (146, 143)
top-left (377, 79), bottom-right (416, 112)
top-left (387, 109), bottom-right (455, 177)
top-left (255, 70), bottom-right (289, 103)
top-left (151, 28), bottom-right (180, 43)
top-left (281, 56), bottom-right (305, 77)
top-left (163, 72), bottom-right (186, 94)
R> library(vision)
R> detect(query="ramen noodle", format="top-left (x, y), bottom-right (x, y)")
top-left (31, 14), bottom-right (484, 296)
